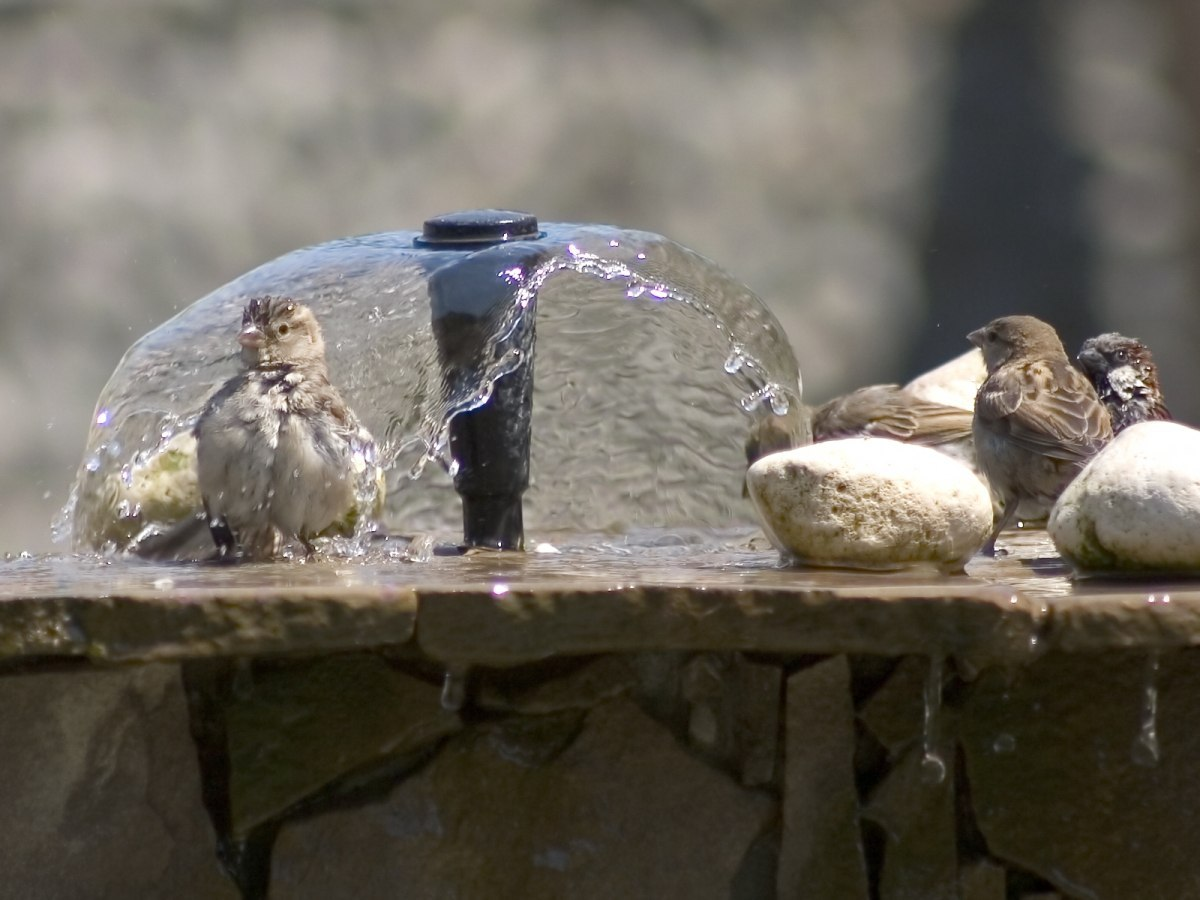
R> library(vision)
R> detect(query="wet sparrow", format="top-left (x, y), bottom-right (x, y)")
top-left (969, 315), bottom-right (1112, 556)
top-left (1076, 332), bottom-right (1170, 434)
top-left (194, 296), bottom-right (376, 559)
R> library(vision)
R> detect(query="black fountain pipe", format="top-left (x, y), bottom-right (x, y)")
top-left (424, 210), bottom-right (545, 551)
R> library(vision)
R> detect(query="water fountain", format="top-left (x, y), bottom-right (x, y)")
top-left (2, 212), bottom-right (1200, 899)
top-left (64, 209), bottom-right (806, 557)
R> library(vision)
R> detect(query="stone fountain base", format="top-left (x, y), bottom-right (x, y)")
top-left (1, 533), bottom-right (1196, 899)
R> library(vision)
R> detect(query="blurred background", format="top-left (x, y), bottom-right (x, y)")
top-left (2, 0), bottom-right (1198, 553)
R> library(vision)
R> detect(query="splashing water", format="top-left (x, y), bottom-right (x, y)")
top-left (921, 653), bottom-right (948, 785)
top-left (61, 224), bottom-right (806, 554)
top-left (1131, 651), bottom-right (1161, 768)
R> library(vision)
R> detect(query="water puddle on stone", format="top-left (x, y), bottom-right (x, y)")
top-left (1, 526), bottom-right (1196, 613)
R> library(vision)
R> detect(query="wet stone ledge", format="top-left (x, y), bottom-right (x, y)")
top-left (2, 537), bottom-right (1200, 898)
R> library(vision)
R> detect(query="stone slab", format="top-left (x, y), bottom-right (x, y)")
top-left (226, 654), bottom-right (460, 836)
top-left (0, 663), bottom-right (237, 899)
top-left (417, 583), bottom-right (1042, 668)
top-left (1044, 588), bottom-right (1200, 652)
top-left (958, 648), bottom-right (1200, 899)
top-left (959, 861), bottom-right (1006, 900)
top-left (5, 553), bottom-right (1200, 666)
top-left (0, 587), bottom-right (417, 662)
top-left (778, 656), bottom-right (870, 899)
top-left (270, 698), bottom-right (775, 899)
top-left (863, 745), bottom-right (957, 900)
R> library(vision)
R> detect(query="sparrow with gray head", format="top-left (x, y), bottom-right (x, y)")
top-left (968, 315), bottom-right (1112, 556)
top-left (194, 296), bottom-right (376, 560)
top-left (1076, 332), bottom-right (1170, 433)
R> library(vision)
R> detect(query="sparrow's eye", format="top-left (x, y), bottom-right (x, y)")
top-left (1115, 348), bottom-right (1127, 362)
top-left (277, 323), bottom-right (290, 336)
top-left (986, 330), bottom-right (997, 343)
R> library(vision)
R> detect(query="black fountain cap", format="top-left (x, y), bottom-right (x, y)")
top-left (417, 209), bottom-right (542, 247)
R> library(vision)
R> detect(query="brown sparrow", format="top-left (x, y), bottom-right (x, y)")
top-left (969, 315), bottom-right (1112, 555)
top-left (194, 296), bottom-right (376, 559)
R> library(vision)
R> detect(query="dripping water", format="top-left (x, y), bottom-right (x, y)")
top-left (441, 663), bottom-right (471, 711)
top-left (1131, 651), bottom-right (1161, 768)
top-left (921, 653), bottom-right (947, 785)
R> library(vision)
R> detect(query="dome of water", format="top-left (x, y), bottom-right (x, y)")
top-left (63, 217), bottom-right (808, 553)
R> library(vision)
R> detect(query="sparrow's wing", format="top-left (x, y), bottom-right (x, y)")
top-left (814, 385), bottom-right (906, 440)
top-left (981, 360), bottom-right (1111, 463)
top-left (816, 385), bottom-right (973, 445)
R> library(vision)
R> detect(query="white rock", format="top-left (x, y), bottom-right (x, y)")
top-left (904, 348), bottom-right (986, 411)
top-left (1049, 421), bottom-right (1200, 574)
top-left (746, 437), bottom-right (994, 572)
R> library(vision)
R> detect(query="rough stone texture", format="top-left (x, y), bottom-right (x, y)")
top-left (959, 649), bottom-right (1200, 899)
top-left (0, 586), bottom-right (418, 662)
top-left (682, 652), bottom-right (783, 786)
top-left (958, 861), bottom-right (1006, 900)
top-left (475, 653), bottom-right (639, 714)
top-left (858, 655), bottom-right (929, 756)
top-left (746, 438), bottom-right (993, 572)
top-left (863, 745), bottom-right (957, 900)
top-left (778, 656), bottom-right (870, 899)
top-left (270, 698), bottom-right (774, 899)
top-left (1043, 589), bottom-right (1200, 653)
top-left (1049, 421), bottom-right (1200, 575)
top-left (859, 655), bottom-right (958, 900)
top-left (226, 654), bottom-right (460, 836)
top-left (0, 663), bottom-right (237, 899)
top-left (417, 582), bottom-right (1043, 669)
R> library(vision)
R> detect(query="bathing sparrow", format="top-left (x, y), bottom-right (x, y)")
top-left (1076, 332), bottom-right (1170, 434)
top-left (194, 296), bottom-right (376, 559)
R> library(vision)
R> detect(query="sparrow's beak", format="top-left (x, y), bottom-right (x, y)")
top-left (1076, 345), bottom-right (1101, 370)
top-left (238, 325), bottom-right (265, 350)
top-left (966, 327), bottom-right (985, 349)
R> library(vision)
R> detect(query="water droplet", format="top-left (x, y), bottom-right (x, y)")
top-left (920, 754), bottom-right (947, 786)
top-left (626, 284), bottom-right (646, 300)
top-left (84, 456), bottom-right (101, 473)
top-left (723, 349), bottom-right (745, 375)
top-left (921, 654), bottom-right (947, 785)
top-left (491, 583), bottom-right (510, 597)
top-left (1132, 652), bottom-right (1161, 767)
top-left (95, 409), bottom-right (110, 427)
top-left (767, 388), bottom-right (790, 416)
top-left (992, 733), bottom-right (1016, 754)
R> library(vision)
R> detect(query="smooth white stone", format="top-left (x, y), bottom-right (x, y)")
top-left (1049, 421), bottom-right (1200, 574)
top-left (746, 437), bottom-right (994, 572)
top-left (904, 348), bottom-right (985, 411)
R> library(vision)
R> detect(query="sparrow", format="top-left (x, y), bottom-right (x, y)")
top-left (1076, 332), bottom-right (1171, 433)
top-left (811, 384), bottom-right (975, 450)
top-left (193, 296), bottom-right (376, 560)
top-left (968, 315), bottom-right (1112, 555)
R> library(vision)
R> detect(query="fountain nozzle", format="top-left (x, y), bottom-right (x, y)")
top-left (427, 210), bottom-right (543, 551)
